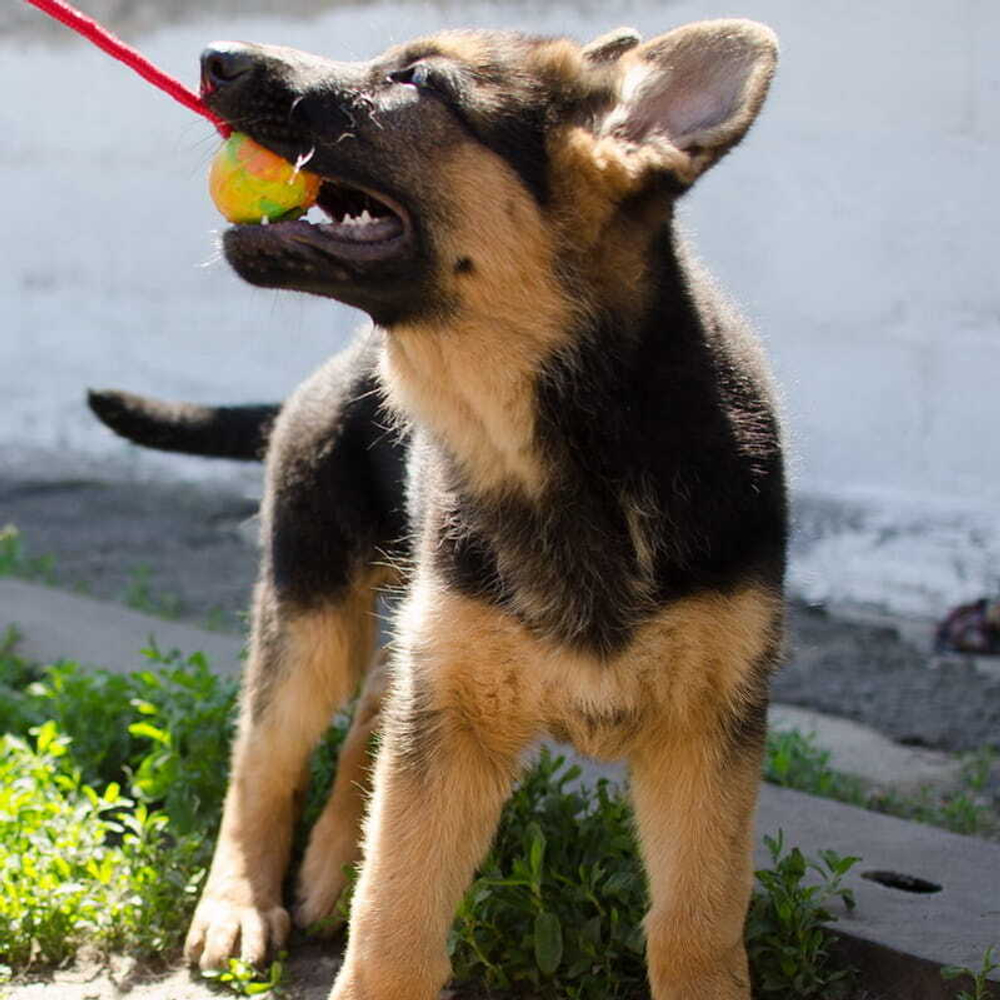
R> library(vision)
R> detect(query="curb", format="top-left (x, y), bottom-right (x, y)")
top-left (756, 786), bottom-right (1000, 999)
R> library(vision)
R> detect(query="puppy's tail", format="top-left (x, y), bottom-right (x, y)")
top-left (87, 388), bottom-right (278, 461)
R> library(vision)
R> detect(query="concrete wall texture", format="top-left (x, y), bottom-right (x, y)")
top-left (2, 0), bottom-right (998, 616)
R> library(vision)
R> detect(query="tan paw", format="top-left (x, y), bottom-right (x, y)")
top-left (184, 894), bottom-right (291, 970)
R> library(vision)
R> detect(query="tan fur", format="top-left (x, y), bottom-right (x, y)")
top-left (395, 571), bottom-right (778, 760)
top-left (184, 575), bottom-right (384, 970)
top-left (331, 577), bottom-right (778, 999)
top-left (381, 145), bottom-right (577, 497)
top-left (632, 741), bottom-right (762, 998)
top-left (546, 126), bottom-right (675, 324)
top-left (295, 650), bottom-right (390, 930)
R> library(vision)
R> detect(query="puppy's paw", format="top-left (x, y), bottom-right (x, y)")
top-left (184, 894), bottom-right (291, 970)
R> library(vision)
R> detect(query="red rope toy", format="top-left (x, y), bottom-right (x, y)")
top-left (25, 0), bottom-right (231, 137)
top-left (25, 0), bottom-right (329, 222)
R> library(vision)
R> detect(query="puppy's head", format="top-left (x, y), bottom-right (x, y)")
top-left (203, 21), bottom-right (777, 325)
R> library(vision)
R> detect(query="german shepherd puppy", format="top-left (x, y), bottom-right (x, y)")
top-left (89, 20), bottom-right (785, 999)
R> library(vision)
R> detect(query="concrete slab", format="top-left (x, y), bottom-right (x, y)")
top-left (0, 579), bottom-right (244, 676)
top-left (769, 703), bottom-right (964, 795)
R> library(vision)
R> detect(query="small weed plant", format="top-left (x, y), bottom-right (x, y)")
top-left (747, 831), bottom-right (859, 998)
top-left (202, 954), bottom-right (288, 996)
top-left (766, 730), bottom-right (867, 804)
top-left (121, 564), bottom-right (185, 620)
top-left (942, 945), bottom-right (999, 1000)
top-left (450, 751), bottom-right (646, 998)
top-left (0, 525), bottom-right (56, 584)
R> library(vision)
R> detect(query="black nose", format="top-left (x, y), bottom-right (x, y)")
top-left (201, 42), bottom-right (257, 94)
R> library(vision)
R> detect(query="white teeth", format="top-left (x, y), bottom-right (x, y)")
top-left (338, 209), bottom-right (378, 228)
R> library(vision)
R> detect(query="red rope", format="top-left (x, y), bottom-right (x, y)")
top-left (24, 0), bottom-right (232, 137)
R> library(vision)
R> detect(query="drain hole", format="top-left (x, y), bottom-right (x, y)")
top-left (861, 870), bottom-right (942, 894)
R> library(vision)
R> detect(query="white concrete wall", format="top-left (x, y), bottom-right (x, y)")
top-left (2, 0), bottom-right (997, 615)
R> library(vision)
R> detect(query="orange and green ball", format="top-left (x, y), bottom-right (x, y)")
top-left (209, 132), bottom-right (321, 223)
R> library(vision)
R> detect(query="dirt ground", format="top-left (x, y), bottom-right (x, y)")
top-left (3, 942), bottom-right (343, 1000)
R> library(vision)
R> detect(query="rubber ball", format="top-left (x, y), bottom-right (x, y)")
top-left (209, 132), bottom-right (321, 223)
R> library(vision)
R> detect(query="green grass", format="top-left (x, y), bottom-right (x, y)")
top-left (121, 564), bottom-right (186, 621)
top-left (1, 526), bottom-right (235, 633)
top-left (0, 723), bottom-right (206, 966)
top-left (0, 525), bottom-right (56, 585)
top-left (449, 750), bottom-right (648, 997)
top-left (765, 728), bottom-right (998, 839)
top-left (0, 637), bottom-right (239, 969)
top-left (449, 749), bottom-right (859, 999)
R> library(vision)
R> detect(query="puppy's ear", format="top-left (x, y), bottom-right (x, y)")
top-left (601, 19), bottom-right (778, 184)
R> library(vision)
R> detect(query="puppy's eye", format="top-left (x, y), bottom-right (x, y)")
top-left (389, 64), bottom-right (434, 89)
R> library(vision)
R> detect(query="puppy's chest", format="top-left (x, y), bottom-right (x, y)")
top-left (420, 473), bottom-right (656, 657)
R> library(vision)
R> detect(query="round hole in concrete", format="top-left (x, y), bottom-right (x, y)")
top-left (861, 869), bottom-right (942, 894)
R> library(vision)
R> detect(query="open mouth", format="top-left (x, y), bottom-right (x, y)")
top-left (304, 177), bottom-right (410, 253)
top-left (229, 167), bottom-right (414, 270)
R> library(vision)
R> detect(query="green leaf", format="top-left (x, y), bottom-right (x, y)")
top-left (127, 721), bottom-right (171, 745)
top-left (534, 910), bottom-right (563, 976)
top-left (527, 822), bottom-right (546, 883)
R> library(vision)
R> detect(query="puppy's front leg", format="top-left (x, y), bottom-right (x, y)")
top-left (629, 717), bottom-right (765, 1000)
top-left (330, 596), bottom-right (536, 1000)
top-left (185, 579), bottom-right (378, 970)
top-left (294, 648), bottom-right (390, 930)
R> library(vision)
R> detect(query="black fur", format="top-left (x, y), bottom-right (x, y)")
top-left (87, 389), bottom-right (277, 461)
top-left (261, 340), bottom-right (407, 611)
top-left (432, 228), bottom-right (786, 656)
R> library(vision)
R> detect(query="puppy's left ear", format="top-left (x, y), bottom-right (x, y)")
top-left (602, 19), bottom-right (778, 184)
